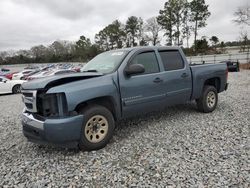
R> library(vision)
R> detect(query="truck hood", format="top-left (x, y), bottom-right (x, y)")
top-left (21, 72), bottom-right (103, 90)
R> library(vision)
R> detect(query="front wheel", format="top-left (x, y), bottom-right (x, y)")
top-left (196, 85), bottom-right (218, 113)
top-left (12, 84), bottom-right (21, 94)
top-left (79, 105), bottom-right (115, 151)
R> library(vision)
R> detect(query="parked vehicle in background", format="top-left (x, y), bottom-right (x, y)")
top-left (220, 60), bottom-right (239, 72)
top-left (5, 72), bottom-right (18, 80)
top-left (26, 70), bottom-right (49, 81)
top-left (27, 69), bottom-right (76, 81)
top-left (0, 72), bottom-right (4, 76)
top-left (1, 68), bottom-right (10, 72)
top-left (12, 69), bottom-right (35, 80)
top-left (21, 47), bottom-right (229, 151)
top-left (0, 76), bottom-right (26, 94)
top-left (24, 65), bottom-right (40, 70)
top-left (0, 68), bottom-right (11, 76)
top-left (22, 70), bottom-right (41, 80)
top-left (71, 66), bottom-right (81, 72)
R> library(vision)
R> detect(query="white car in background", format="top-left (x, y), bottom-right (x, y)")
top-left (0, 76), bottom-right (26, 94)
top-left (27, 69), bottom-right (76, 80)
top-left (12, 69), bottom-right (34, 80)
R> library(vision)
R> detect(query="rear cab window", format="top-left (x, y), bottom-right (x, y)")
top-left (159, 50), bottom-right (184, 71)
top-left (130, 51), bottom-right (160, 75)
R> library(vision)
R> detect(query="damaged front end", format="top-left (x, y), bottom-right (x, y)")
top-left (22, 89), bottom-right (69, 118)
top-left (36, 91), bottom-right (68, 118)
top-left (20, 72), bottom-right (106, 147)
top-left (21, 89), bottom-right (83, 148)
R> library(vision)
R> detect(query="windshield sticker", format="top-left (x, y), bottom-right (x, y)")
top-left (111, 52), bottom-right (124, 56)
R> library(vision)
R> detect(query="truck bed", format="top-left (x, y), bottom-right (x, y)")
top-left (190, 63), bottom-right (228, 100)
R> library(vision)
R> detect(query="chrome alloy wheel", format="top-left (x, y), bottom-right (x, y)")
top-left (207, 91), bottom-right (216, 108)
top-left (84, 115), bottom-right (108, 143)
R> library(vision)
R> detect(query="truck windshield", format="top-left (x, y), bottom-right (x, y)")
top-left (81, 50), bottom-right (129, 74)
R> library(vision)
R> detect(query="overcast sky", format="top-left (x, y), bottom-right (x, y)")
top-left (0, 0), bottom-right (249, 51)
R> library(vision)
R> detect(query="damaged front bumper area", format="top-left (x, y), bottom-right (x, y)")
top-left (21, 90), bottom-right (83, 148)
top-left (22, 110), bottom-right (83, 148)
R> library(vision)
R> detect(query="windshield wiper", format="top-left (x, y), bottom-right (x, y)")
top-left (83, 69), bottom-right (98, 72)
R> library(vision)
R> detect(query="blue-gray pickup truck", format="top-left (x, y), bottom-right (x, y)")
top-left (21, 47), bottom-right (228, 150)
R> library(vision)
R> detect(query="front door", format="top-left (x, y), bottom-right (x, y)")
top-left (119, 50), bottom-right (166, 118)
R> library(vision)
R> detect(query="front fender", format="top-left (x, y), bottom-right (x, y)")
top-left (46, 74), bottom-right (120, 114)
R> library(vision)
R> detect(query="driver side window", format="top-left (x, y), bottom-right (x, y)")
top-left (130, 51), bottom-right (159, 75)
top-left (0, 78), bottom-right (3, 82)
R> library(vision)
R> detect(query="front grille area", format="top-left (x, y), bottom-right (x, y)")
top-left (21, 90), bottom-right (37, 112)
top-left (22, 90), bottom-right (68, 118)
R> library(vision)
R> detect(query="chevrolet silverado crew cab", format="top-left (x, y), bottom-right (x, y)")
top-left (21, 47), bottom-right (228, 151)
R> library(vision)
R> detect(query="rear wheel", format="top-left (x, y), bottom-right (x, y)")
top-left (79, 105), bottom-right (115, 151)
top-left (196, 85), bottom-right (218, 113)
top-left (12, 84), bottom-right (21, 94)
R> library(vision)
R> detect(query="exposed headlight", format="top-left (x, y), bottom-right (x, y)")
top-left (37, 92), bottom-right (68, 117)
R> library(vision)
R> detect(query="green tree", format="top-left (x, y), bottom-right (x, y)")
top-left (195, 36), bottom-right (209, 54)
top-left (125, 16), bottom-right (140, 47)
top-left (109, 20), bottom-right (126, 48)
top-left (210, 36), bottom-right (219, 46)
top-left (182, 1), bottom-right (192, 48)
top-left (30, 45), bottom-right (50, 62)
top-left (75, 35), bottom-right (92, 61)
top-left (95, 30), bottom-right (109, 51)
top-left (158, 1), bottom-right (175, 46)
top-left (49, 41), bottom-right (68, 56)
top-left (158, 0), bottom-right (187, 46)
top-left (219, 41), bottom-right (226, 53)
top-left (95, 20), bottom-right (126, 51)
top-left (0, 57), bottom-right (4, 65)
top-left (190, 0), bottom-right (211, 53)
top-left (137, 17), bottom-right (148, 46)
top-left (106, 20), bottom-right (126, 49)
top-left (172, 0), bottom-right (187, 46)
top-left (210, 36), bottom-right (219, 51)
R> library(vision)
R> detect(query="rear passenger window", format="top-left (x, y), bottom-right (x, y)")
top-left (159, 50), bottom-right (184, 71)
top-left (130, 51), bottom-right (159, 75)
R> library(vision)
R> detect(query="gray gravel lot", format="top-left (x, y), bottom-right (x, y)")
top-left (0, 71), bottom-right (249, 187)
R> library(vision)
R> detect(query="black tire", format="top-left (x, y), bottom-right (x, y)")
top-left (12, 84), bottom-right (21, 94)
top-left (196, 85), bottom-right (218, 113)
top-left (79, 105), bottom-right (115, 151)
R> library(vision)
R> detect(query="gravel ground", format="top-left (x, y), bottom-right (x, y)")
top-left (0, 71), bottom-right (249, 187)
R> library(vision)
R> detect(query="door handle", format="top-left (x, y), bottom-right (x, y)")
top-left (181, 73), bottom-right (189, 78)
top-left (153, 77), bottom-right (163, 83)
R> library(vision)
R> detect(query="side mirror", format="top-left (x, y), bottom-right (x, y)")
top-left (125, 64), bottom-right (145, 76)
top-left (3, 80), bottom-right (7, 83)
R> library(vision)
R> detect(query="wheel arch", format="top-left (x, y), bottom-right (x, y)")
top-left (75, 96), bottom-right (119, 121)
top-left (204, 77), bottom-right (221, 93)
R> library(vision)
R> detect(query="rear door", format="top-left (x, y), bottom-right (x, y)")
top-left (158, 50), bottom-right (192, 106)
top-left (119, 50), bottom-right (166, 117)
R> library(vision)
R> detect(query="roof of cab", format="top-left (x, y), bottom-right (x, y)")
top-left (106, 46), bottom-right (181, 53)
